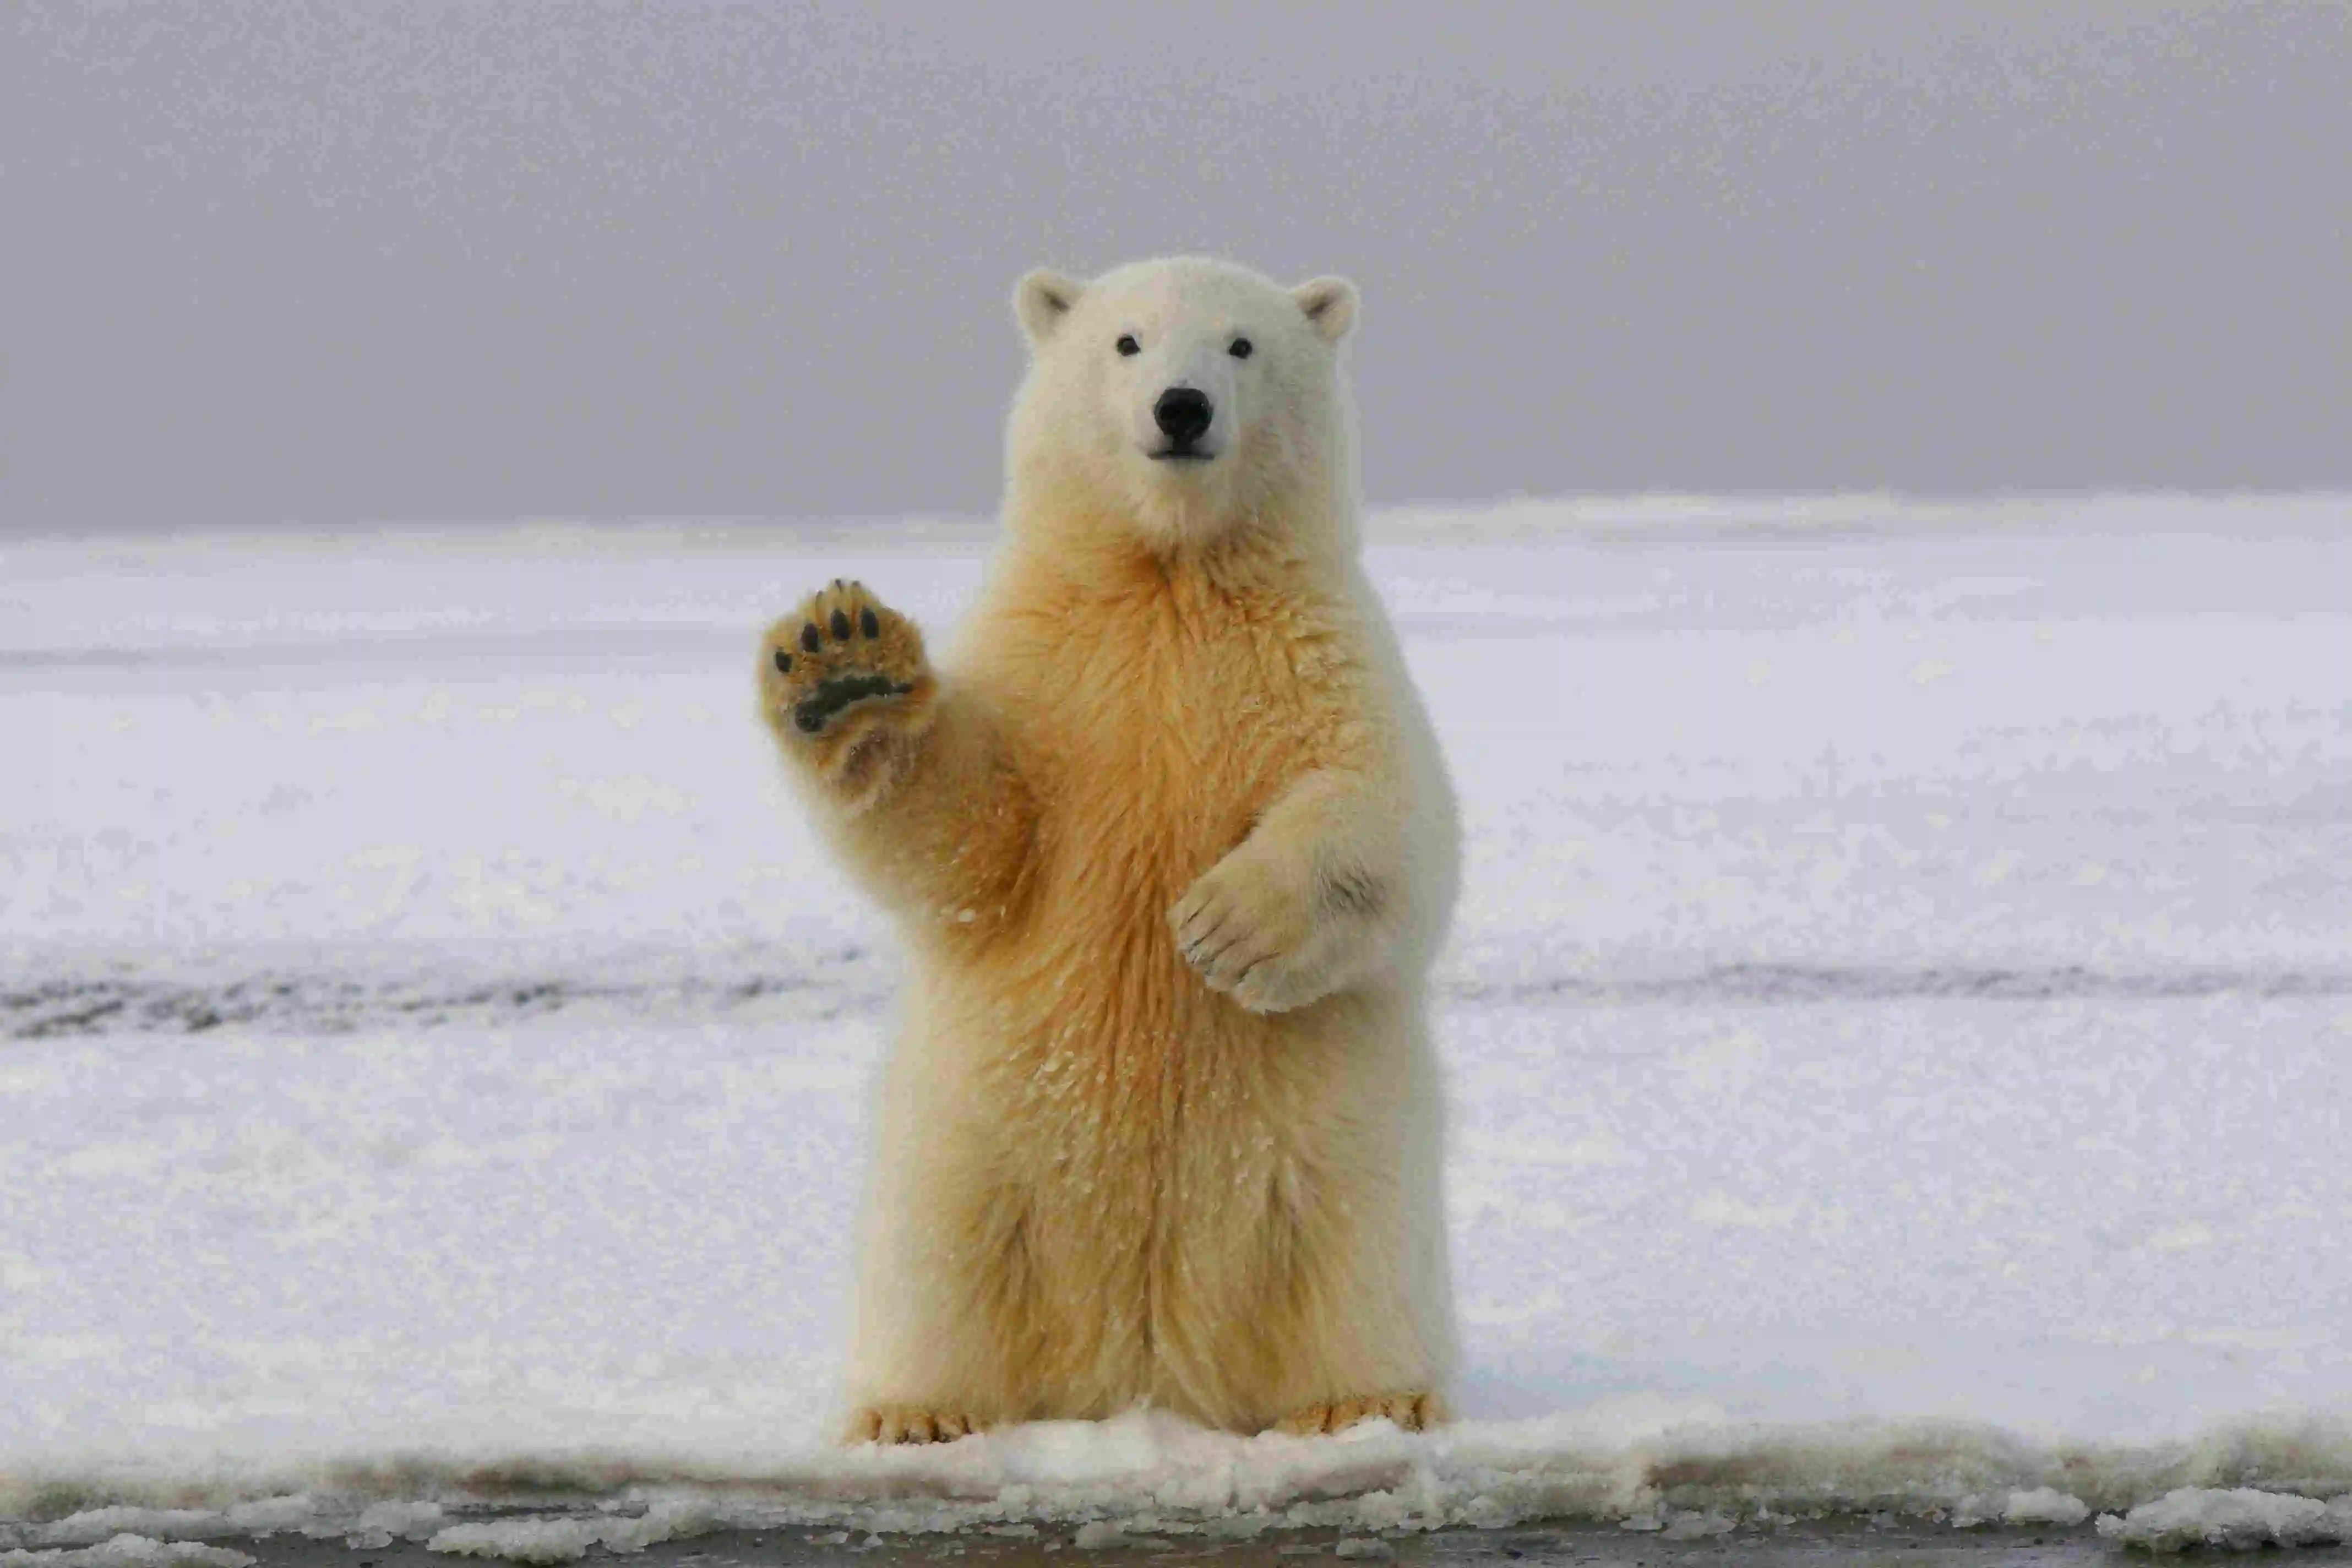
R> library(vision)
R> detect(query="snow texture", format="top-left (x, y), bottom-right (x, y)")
top-left (1997, 1488), bottom-right (2091, 1527)
top-left (3, 497), bottom-right (2350, 1550)
top-left (2097, 1487), bottom-right (2352, 1551)
top-left (426, 1504), bottom-right (710, 1564)
top-left (0, 1539), bottom-right (255, 1568)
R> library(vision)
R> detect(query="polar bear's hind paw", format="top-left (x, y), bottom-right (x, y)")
top-left (1275, 1390), bottom-right (1445, 1436)
top-left (843, 1404), bottom-right (992, 1445)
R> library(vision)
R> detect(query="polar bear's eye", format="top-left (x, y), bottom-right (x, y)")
top-left (1115, 335), bottom-right (1140, 357)
top-left (1229, 337), bottom-right (1254, 360)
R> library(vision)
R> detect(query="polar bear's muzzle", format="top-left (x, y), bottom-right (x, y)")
top-left (1148, 386), bottom-right (1218, 462)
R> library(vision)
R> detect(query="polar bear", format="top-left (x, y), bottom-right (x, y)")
top-left (756, 256), bottom-right (1460, 1442)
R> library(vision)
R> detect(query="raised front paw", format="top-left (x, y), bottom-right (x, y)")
top-left (758, 580), bottom-right (935, 791)
top-left (1169, 848), bottom-right (1326, 1014)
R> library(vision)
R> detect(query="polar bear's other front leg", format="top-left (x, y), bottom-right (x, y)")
top-left (1170, 771), bottom-right (1404, 1014)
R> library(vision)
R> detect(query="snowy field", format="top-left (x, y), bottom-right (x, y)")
top-left (4, 497), bottom-right (2351, 1554)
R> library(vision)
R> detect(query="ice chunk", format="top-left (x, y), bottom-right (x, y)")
top-left (1662, 1510), bottom-right (1737, 1539)
top-left (2001, 1488), bottom-right (2089, 1527)
top-left (427, 1521), bottom-right (605, 1565)
top-left (30, 1517), bottom-right (224, 1551)
top-left (1, 1536), bottom-right (255, 1568)
top-left (2095, 1487), bottom-right (2350, 1551)
top-left (425, 1506), bottom-right (706, 1566)
top-left (352, 1501), bottom-right (448, 1543)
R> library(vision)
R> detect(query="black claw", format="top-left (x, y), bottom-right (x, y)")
top-left (830, 608), bottom-right (852, 641)
top-left (799, 622), bottom-right (821, 654)
top-left (774, 650), bottom-right (792, 673)
top-left (860, 607), bottom-right (880, 639)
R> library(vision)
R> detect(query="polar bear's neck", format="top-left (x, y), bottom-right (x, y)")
top-left (1020, 516), bottom-right (1323, 601)
top-left (961, 503), bottom-right (1386, 765)
top-left (1004, 452), bottom-right (1360, 571)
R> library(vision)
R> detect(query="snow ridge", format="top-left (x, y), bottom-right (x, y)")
top-left (7, 1409), bottom-right (2352, 1556)
top-left (2098, 1487), bottom-right (2352, 1551)
top-left (13, 955), bottom-right (2352, 1041)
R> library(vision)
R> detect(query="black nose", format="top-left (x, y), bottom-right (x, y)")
top-left (1154, 387), bottom-right (1213, 446)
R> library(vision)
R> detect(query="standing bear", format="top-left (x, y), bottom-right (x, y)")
top-left (757, 256), bottom-right (1460, 1442)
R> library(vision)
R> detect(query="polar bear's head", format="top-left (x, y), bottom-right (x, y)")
top-left (1006, 256), bottom-right (1359, 548)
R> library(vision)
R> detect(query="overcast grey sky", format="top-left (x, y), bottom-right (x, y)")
top-left (6, 2), bottom-right (2349, 533)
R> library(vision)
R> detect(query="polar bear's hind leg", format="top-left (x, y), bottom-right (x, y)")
top-left (1275, 1390), bottom-right (1447, 1436)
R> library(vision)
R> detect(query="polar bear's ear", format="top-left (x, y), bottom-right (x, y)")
top-left (1014, 269), bottom-right (1086, 346)
top-left (1291, 276), bottom-right (1359, 343)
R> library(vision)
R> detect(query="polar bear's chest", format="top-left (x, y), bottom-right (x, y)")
top-left (971, 559), bottom-right (1368, 960)
top-left (1044, 630), bottom-right (1322, 862)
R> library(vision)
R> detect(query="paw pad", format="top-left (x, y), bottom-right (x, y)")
top-left (760, 579), bottom-right (931, 748)
top-left (793, 672), bottom-right (913, 733)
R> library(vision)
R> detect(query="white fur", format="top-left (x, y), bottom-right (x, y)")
top-left (1009, 258), bottom-right (1363, 552)
top-left (814, 257), bottom-right (1460, 1438)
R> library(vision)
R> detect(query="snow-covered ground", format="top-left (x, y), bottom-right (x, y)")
top-left (3, 497), bottom-right (2350, 1551)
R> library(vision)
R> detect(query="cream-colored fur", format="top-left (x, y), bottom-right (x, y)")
top-left (757, 257), bottom-right (1460, 1442)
